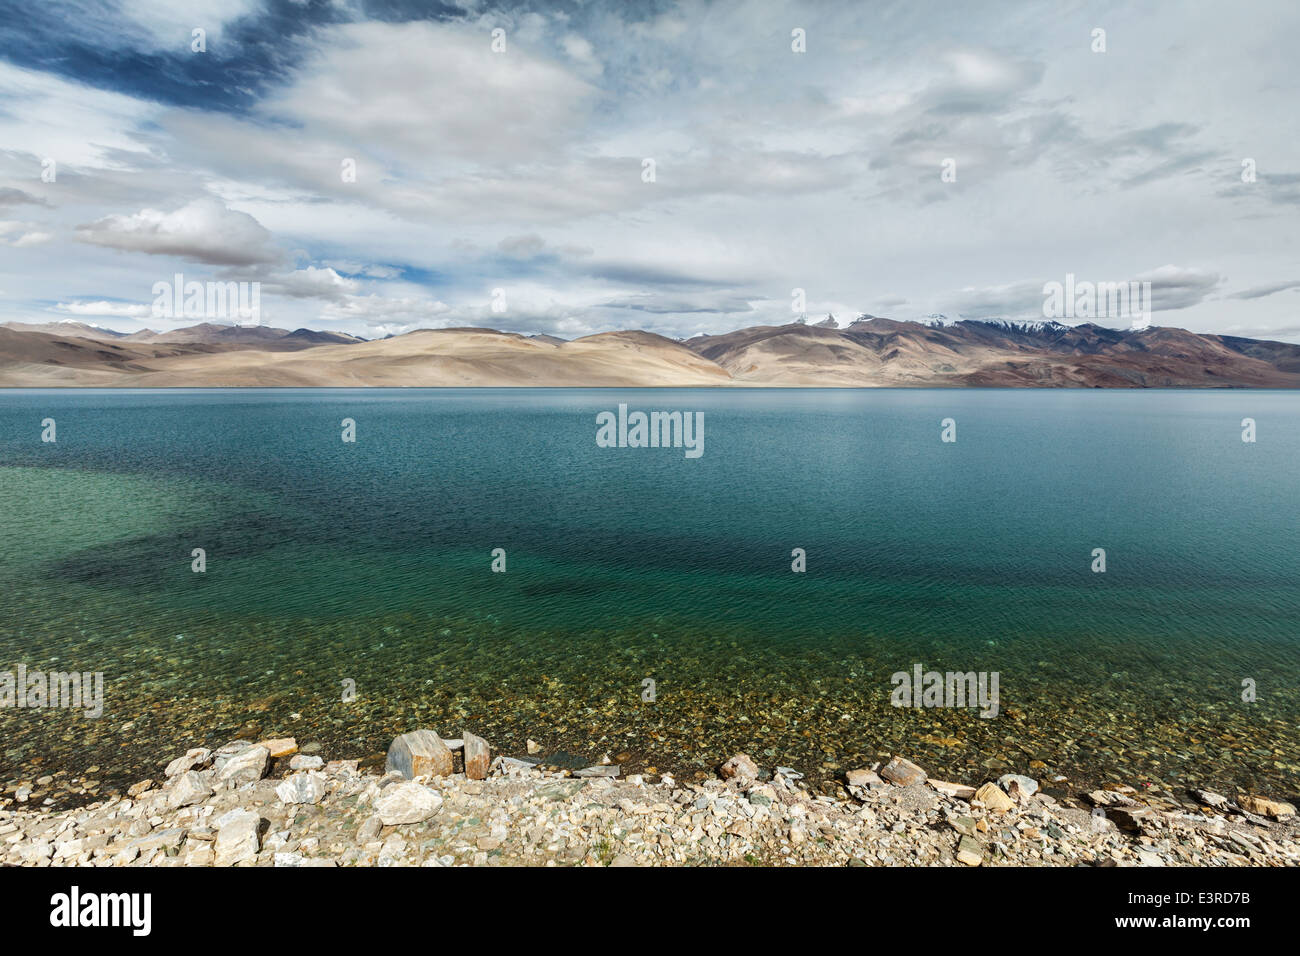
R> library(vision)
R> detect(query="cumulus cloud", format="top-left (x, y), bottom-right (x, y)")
top-left (75, 198), bottom-right (282, 266)
top-left (263, 266), bottom-right (359, 301)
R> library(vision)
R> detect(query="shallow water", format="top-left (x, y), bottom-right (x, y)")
top-left (1, 388), bottom-right (1297, 805)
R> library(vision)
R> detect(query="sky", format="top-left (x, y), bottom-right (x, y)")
top-left (0, 0), bottom-right (1296, 341)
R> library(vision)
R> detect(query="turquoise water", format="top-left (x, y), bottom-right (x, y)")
top-left (1, 388), bottom-right (1297, 804)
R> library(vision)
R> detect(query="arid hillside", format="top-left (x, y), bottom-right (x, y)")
top-left (2, 318), bottom-right (1298, 387)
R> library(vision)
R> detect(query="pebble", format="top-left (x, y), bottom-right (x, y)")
top-left (0, 732), bottom-right (1294, 871)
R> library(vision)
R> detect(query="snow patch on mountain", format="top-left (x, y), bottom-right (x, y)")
top-left (923, 315), bottom-right (1070, 334)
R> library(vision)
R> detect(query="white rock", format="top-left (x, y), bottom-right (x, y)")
top-left (214, 745), bottom-right (269, 790)
top-left (165, 748), bottom-right (212, 777)
top-left (374, 781), bottom-right (443, 825)
top-left (213, 809), bottom-right (261, 866)
top-left (111, 846), bottom-right (140, 865)
top-left (998, 774), bottom-right (1040, 798)
top-left (494, 757), bottom-right (537, 775)
top-left (928, 779), bottom-right (977, 799)
top-left (18, 841), bottom-right (53, 864)
top-left (166, 771), bottom-right (212, 809)
top-left (275, 771), bottom-right (327, 805)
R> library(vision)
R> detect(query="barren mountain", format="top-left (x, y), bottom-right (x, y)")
top-left (0, 326), bottom-right (249, 386)
top-left (1, 317), bottom-right (1297, 387)
top-left (688, 318), bottom-right (1300, 387)
top-left (123, 323), bottom-right (363, 349)
top-left (26, 327), bottom-right (732, 387)
top-left (2, 320), bottom-right (128, 340)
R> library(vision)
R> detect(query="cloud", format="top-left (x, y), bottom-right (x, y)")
top-left (920, 49), bottom-right (1044, 115)
top-left (262, 266), bottom-right (358, 301)
top-left (1137, 265), bottom-right (1222, 311)
top-left (937, 279), bottom-right (1048, 321)
top-left (0, 220), bottom-right (53, 246)
top-left (872, 295), bottom-right (909, 310)
top-left (937, 267), bottom-right (1222, 322)
top-left (560, 33), bottom-right (602, 75)
top-left (53, 299), bottom-right (152, 318)
top-left (1228, 280), bottom-right (1300, 300)
top-left (0, 187), bottom-right (50, 207)
top-left (317, 294), bottom-right (452, 329)
top-left (117, 0), bottom-right (262, 49)
top-left (601, 292), bottom-right (758, 315)
top-left (75, 198), bottom-right (282, 266)
top-left (1219, 171), bottom-right (1300, 207)
top-left (322, 260), bottom-right (402, 280)
top-left (261, 20), bottom-right (597, 167)
top-left (497, 234), bottom-right (549, 259)
top-left (3, 2), bottom-right (1300, 343)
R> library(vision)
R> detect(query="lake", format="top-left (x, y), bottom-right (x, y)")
top-left (1, 388), bottom-right (1297, 804)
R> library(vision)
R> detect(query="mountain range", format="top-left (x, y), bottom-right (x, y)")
top-left (2, 317), bottom-right (1298, 387)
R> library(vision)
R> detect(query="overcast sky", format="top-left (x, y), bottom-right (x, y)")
top-left (0, 0), bottom-right (1297, 341)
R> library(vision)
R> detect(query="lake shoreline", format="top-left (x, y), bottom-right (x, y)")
top-left (3, 730), bottom-right (1296, 867)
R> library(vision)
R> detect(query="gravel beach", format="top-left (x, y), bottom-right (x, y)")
top-left (4, 731), bottom-right (1296, 867)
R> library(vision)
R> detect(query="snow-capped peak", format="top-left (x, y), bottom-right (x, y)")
top-left (969, 318), bottom-right (1069, 333)
top-left (923, 316), bottom-right (1070, 333)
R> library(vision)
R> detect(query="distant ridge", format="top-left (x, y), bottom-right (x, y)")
top-left (2, 320), bottom-right (129, 341)
top-left (1, 317), bottom-right (1298, 387)
top-left (662, 315), bottom-right (1300, 387)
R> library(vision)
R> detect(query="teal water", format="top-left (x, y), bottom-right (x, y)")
top-left (1, 388), bottom-right (1297, 804)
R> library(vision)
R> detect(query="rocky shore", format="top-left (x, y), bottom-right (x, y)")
top-left (3, 730), bottom-right (1297, 867)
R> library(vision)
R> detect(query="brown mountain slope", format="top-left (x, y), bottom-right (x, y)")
top-left (1, 318), bottom-right (1298, 386)
top-left (2, 321), bottom-right (128, 341)
top-left (0, 326), bottom-right (251, 386)
top-left (1209, 334), bottom-right (1300, 373)
top-left (124, 323), bottom-right (363, 349)
top-left (688, 319), bottom-right (1300, 387)
top-left (687, 322), bottom-right (974, 384)
top-left (106, 327), bottom-right (732, 387)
